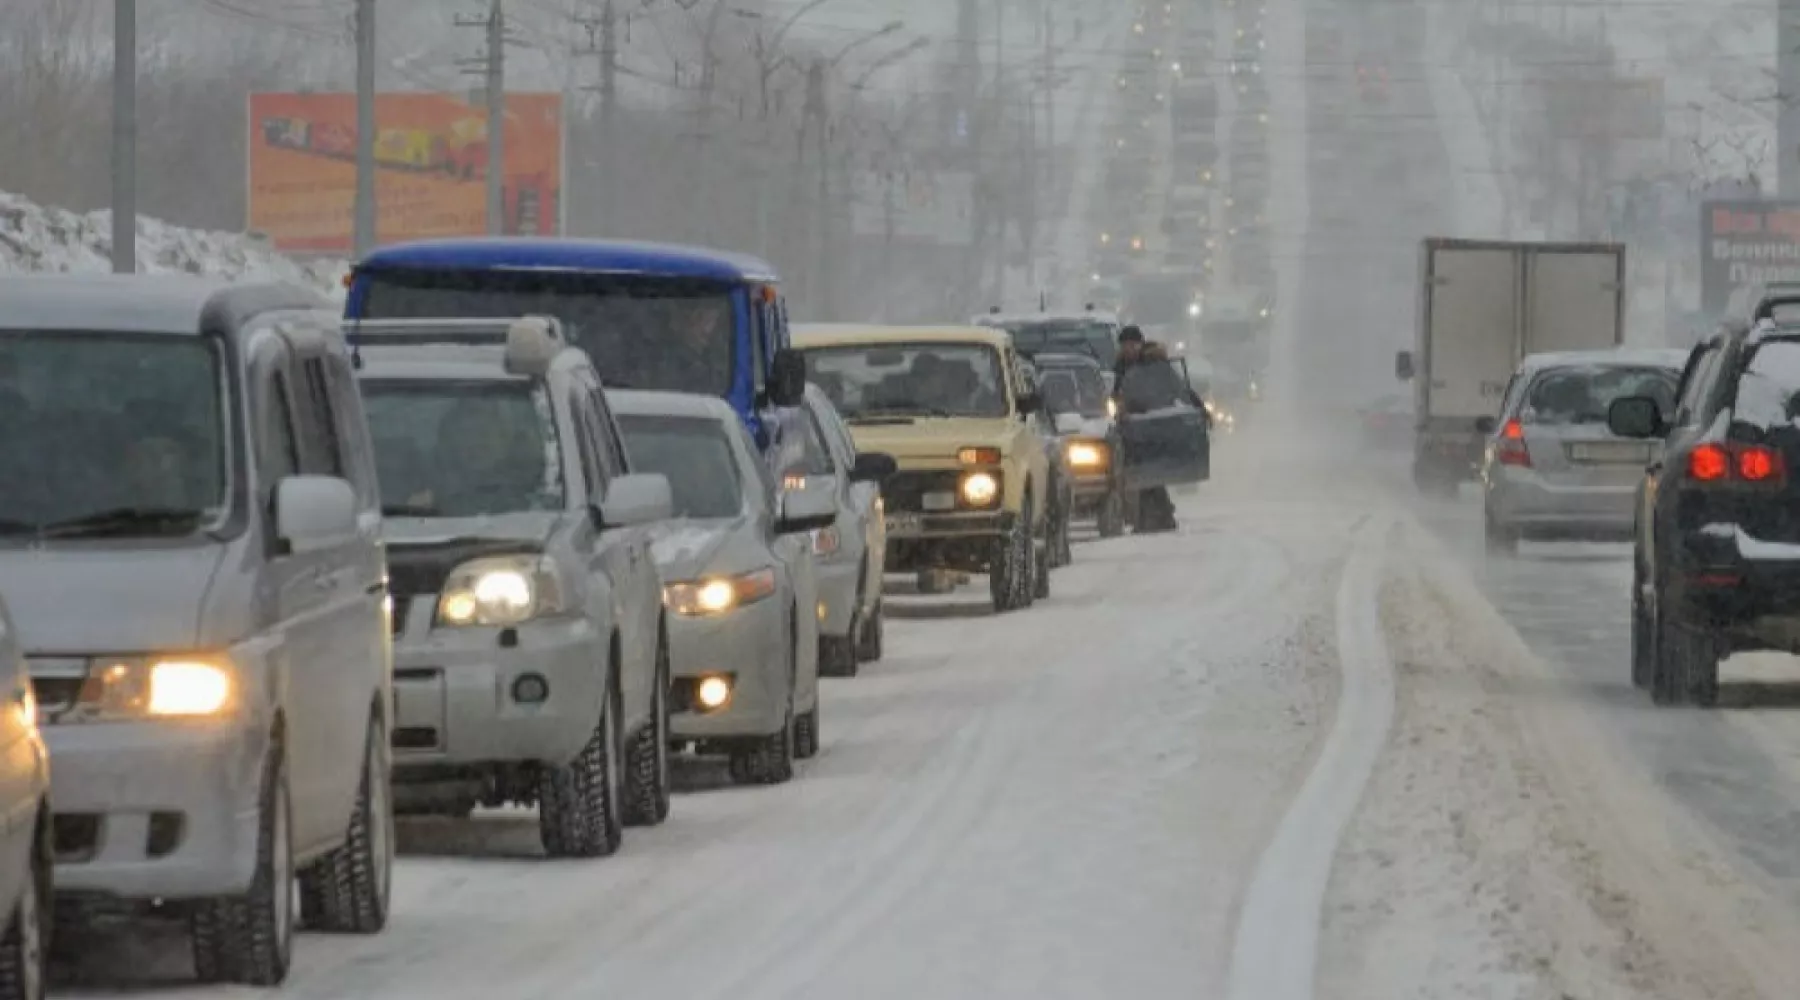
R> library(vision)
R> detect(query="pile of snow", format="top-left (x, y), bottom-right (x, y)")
top-left (0, 190), bottom-right (345, 299)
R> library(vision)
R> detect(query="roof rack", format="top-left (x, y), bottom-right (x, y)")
top-left (344, 315), bottom-right (568, 376)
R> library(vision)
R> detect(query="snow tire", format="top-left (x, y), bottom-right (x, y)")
top-left (794, 702), bottom-right (820, 760)
top-left (191, 738), bottom-right (294, 986)
top-left (0, 811), bottom-right (48, 1000)
top-left (855, 599), bottom-right (884, 662)
top-left (299, 712), bottom-right (393, 934)
top-left (537, 669), bottom-right (625, 858)
top-left (1096, 486), bottom-right (1126, 538)
top-left (624, 630), bottom-right (673, 828)
top-left (1651, 607), bottom-right (1724, 708)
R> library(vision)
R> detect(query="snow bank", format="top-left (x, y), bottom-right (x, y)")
top-left (0, 190), bottom-right (345, 298)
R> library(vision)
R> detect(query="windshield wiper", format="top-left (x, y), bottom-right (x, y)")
top-left (38, 506), bottom-right (207, 538)
top-left (382, 504), bottom-right (442, 518)
top-left (850, 406), bottom-right (954, 421)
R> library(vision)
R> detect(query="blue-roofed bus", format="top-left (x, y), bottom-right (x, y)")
top-left (343, 238), bottom-right (807, 451)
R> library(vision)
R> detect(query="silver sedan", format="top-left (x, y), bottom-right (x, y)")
top-left (1478, 348), bottom-right (1687, 551)
top-left (612, 390), bottom-right (836, 786)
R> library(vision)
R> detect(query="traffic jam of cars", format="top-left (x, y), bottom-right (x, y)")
top-left (0, 236), bottom-right (1214, 991)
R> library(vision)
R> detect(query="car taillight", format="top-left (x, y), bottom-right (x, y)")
top-left (1495, 418), bottom-right (1530, 467)
top-left (1687, 442), bottom-right (1784, 484)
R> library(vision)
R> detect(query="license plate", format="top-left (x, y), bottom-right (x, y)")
top-left (1570, 441), bottom-right (1651, 463)
top-left (885, 513), bottom-right (922, 535)
top-left (921, 491), bottom-right (956, 512)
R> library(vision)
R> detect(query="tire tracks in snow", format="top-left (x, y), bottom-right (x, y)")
top-left (1225, 515), bottom-right (1395, 1000)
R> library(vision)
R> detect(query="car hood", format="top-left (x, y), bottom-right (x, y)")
top-left (843, 417), bottom-right (1015, 462)
top-left (383, 512), bottom-right (556, 548)
top-left (1061, 416), bottom-right (1112, 439)
top-left (648, 517), bottom-right (767, 582)
top-left (0, 543), bottom-right (227, 653)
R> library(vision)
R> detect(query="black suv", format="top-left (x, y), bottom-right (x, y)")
top-left (1611, 291), bottom-right (1800, 705)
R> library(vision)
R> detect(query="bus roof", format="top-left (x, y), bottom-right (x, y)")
top-left (354, 237), bottom-right (779, 283)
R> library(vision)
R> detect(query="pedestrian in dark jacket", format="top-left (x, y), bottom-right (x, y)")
top-left (1110, 326), bottom-right (1180, 534)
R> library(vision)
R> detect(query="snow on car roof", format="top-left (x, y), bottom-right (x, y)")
top-left (791, 323), bottom-right (1011, 349)
top-left (976, 311), bottom-right (1121, 326)
top-left (1517, 347), bottom-right (1689, 374)
top-left (355, 344), bottom-right (521, 382)
top-left (608, 388), bottom-right (740, 423)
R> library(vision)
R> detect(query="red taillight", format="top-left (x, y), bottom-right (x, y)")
top-left (1495, 419), bottom-right (1530, 467)
top-left (1686, 442), bottom-right (1784, 484)
top-left (1688, 443), bottom-right (1729, 481)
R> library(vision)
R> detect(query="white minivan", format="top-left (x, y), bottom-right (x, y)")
top-left (0, 276), bottom-right (394, 987)
top-left (0, 596), bottom-right (50, 1000)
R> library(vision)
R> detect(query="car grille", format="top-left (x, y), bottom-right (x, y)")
top-left (882, 470), bottom-right (964, 512)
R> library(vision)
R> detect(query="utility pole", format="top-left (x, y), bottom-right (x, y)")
top-left (457, 1), bottom-right (510, 234)
top-left (1042, 3), bottom-right (1054, 196)
top-left (575, 1), bottom-right (619, 232)
top-left (803, 60), bottom-right (831, 315)
top-left (1780, 0), bottom-right (1800, 196)
top-left (111, 0), bottom-right (136, 273)
top-left (354, 0), bottom-right (376, 256)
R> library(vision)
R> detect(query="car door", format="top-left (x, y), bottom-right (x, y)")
top-left (572, 377), bottom-right (657, 732)
top-left (1116, 359), bottom-right (1210, 488)
top-left (812, 398), bottom-right (877, 584)
top-left (1646, 343), bottom-right (1724, 571)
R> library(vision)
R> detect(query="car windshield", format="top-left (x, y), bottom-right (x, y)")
top-left (617, 415), bottom-right (743, 519)
top-left (361, 379), bottom-right (563, 518)
top-left (1040, 366), bottom-right (1109, 418)
top-left (802, 342), bottom-right (1010, 420)
top-left (1523, 365), bottom-right (1679, 427)
top-left (989, 320), bottom-right (1116, 366)
top-left (0, 331), bottom-right (227, 538)
top-left (358, 269), bottom-right (737, 396)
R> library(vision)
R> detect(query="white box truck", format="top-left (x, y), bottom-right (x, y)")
top-left (1395, 238), bottom-right (1625, 493)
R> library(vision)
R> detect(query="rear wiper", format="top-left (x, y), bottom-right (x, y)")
top-left (39, 506), bottom-right (206, 538)
top-left (381, 504), bottom-right (441, 517)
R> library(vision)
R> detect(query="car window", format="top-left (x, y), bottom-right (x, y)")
top-left (1521, 366), bottom-right (1679, 427)
top-left (1118, 359), bottom-right (1191, 413)
top-left (586, 382), bottom-right (628, 479)
top-left (258, 367), bottom-right (302, 502)
top-left (797, 409), bottom-right (837, 476)
top-left (296, 356), bottom-right (346, 478)
top-left (1733, 339), bottom-right (1800, 428)
top-left (1674, 347), bottom-right (1721, 427)
top-left (360, 378), bottom-right (563, 517)
top-left (325, 353), bottom-right (379, 512)
top-left (568, 390), bottom-right (608, 501)
top-left (810, 399), bottom-right (858, 464)
top-left (617, 414), bottom-right (744, 519)
top-left (802, 341), bottom-right (1009, 419)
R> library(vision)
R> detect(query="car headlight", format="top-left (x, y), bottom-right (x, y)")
top-left (1106, 398), bottom-right (1118, 418)
top-left (437, 554), bottom-right (569, 627)
top-left (1066, 441), bottom-right (1110, 470)
top-left (55, 656), bottom-right (236, 722)
top-left (960, 471), bottom-right (1001, 507)
top-left (1187, 302), bottom-right (1201, 317)
top-left (664, 568), bottom-right (778, 616)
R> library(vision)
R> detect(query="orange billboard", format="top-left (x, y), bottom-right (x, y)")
top-left (247, 92), bottom-right (563, 254)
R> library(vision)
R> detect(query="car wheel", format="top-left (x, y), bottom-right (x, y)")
top-left (1055, 501), bottom-right (1074, 566)
top-left (537, 667), bottom-right (625, 857)
top-left (1032, 521), bottom-right (1052, 601)
top-left (794, 700), bottom-right (820, 760)
top-left (192, 737), bottom-right (294, 985)
top-left (299, 712), bottom-right (393, 933)
top-left (1097, 487), bottom-right (1126, 538)
top-left (0, 811), bottom-right (48, 1000)
top-left (819, 632), bottom-right (859, 678)
top-left (624, 628), bottom-right (673, 828)
top-left (1630, 560), bottom-right (1653, 690)
top-left (990, 498), bottom-right (1034, 612)
top-left (855, 599), bottom-right (884, 662)
top-left (1651, 604), bottom-right (1724, 708)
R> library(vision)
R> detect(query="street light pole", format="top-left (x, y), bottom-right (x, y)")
top-left (111, 0), bottom-right (136, 274)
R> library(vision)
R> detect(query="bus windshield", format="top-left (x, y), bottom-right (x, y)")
top-left (357, 268), bottom-right (738, 396)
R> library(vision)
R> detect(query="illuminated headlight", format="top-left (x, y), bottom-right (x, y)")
top-left (1187, 302), bottom-right (1202, 317)
top-left (1106, 398), bottom-right (1118, 418)
top-left (51, 657), bottom-right (236, 722)
top-left (437, 554), bottom-right (568, 627)
top-left (1066, 441), bottom-right (1109, 470)
top-left (696, 675), bottom-right (732, 709)
top-left (664, 567), bottom-right (778, 616)
top-left (1259, 306), bottom-right (1271, 318)
top-left (960, 471), bottom-right (1000, 507)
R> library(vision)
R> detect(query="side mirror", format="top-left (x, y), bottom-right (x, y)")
top-left (1055, 412), bottom-right (1085, 435)
top-left (1394, 350), bottom-right (1414, 381)
top-left (1473, 415), bottom-right (1497, 435)
top-left (1607, 396), bottom-right (1664, 439)
top-left (597, 472), bottom-right (672, 529)
top-left (777, 481), bottom-right (837, 534)
top-left (1017, 391), bottom-right (1042, 415)
top-left (850, 451), bottom-right (898, 483)
top-left (275, 475), bottom-right (358, 554)
top-left (769, 348), bottom-right (806, 408)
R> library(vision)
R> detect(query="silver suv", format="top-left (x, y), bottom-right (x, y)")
top-left (0, 275), bottom-right (394, 987)
top-left (353, 316), bottom-right (673, 858)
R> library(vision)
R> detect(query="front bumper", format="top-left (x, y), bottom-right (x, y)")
top-left (45, 717), bottom-right (271, 900)
top-left (1485, 468), bottom-right (1635, 537)
top-left (668, 598), bottom-right (787, 740)
top-left (390, 615), bottom-right (609, 776)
